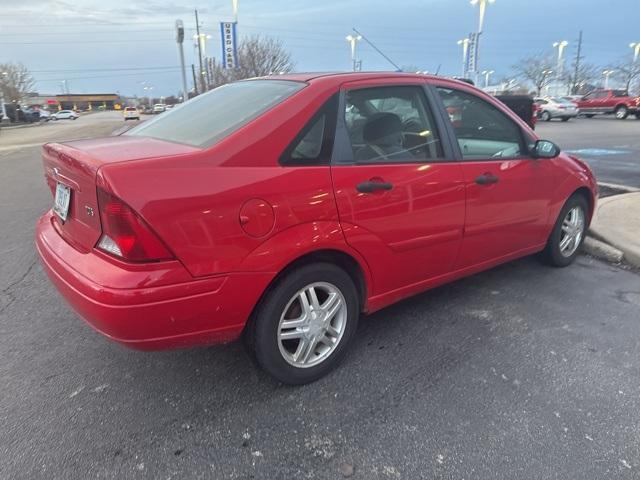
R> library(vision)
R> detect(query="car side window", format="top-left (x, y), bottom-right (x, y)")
top-left (280, 94), bottom-right (338, 166)
top-left (343, 85), bottom-right (443, 163)
top-left (436, 87), bottom-right (524, 160)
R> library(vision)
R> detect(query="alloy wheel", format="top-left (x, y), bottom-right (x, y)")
top-left (277, 282), bottom-right (347, 368)
top-left (559, 206), bottom-right (585, 257)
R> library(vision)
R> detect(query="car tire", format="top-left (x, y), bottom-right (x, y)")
top-left (541, 194), bottom-right (589, 267)
top-left (615, 106), bottom-right (628, 120)
top-left (249, 263), bottom-right (359, 385)
top-left (561, 117), bottom-right (570, 122)
top-left (635, 113), bottom-right (640, 120)
top-left (585, 114), bottom-right (595, 118)
top-left (541, 111), bottom-right (551, 122)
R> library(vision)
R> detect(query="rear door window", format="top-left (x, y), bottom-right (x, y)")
top-left (126, 80), bottom-right (305, 148)
top-left (341, 85), bottom-right (444, 163)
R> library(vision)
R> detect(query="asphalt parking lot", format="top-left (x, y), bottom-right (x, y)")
top-left (1, 112), bottom-right (639, 479)
top-left (536, 115), bottom-right (640, 188)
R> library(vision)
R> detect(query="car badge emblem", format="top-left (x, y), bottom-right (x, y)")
top-left (85, 206), bottom-right (94, 217)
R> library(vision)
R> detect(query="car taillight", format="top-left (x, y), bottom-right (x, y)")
top-left (96, 188), bottom-right (173, 262)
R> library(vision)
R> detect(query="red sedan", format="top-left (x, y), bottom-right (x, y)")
top-left (36, 73), bottom-right (597, 384)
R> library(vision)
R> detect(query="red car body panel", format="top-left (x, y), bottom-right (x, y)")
top-left (35, 72), bottom-right (598, 350)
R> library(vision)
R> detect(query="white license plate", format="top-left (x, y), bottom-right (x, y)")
top-left (53, 182), bottom-right (71, 222)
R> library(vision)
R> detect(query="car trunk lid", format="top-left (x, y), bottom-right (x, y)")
top-left (42, 136), bottom-right (200, 253)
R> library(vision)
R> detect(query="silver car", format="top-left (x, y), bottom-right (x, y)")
top-left (535, 97), bottom-right (579, 122)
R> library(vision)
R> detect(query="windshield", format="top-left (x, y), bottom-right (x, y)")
top-left (126, 80), bottom-right (305, 148)
top-left (552, 97), bottom-right (572, 104)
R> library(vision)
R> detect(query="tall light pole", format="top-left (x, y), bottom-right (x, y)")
top-left (630, 42), bottom-right (640, 63)
top-left (175, 20), bottom-right (189, 103)
top-left (345, 34), bottom-right (362, 72)
top-left (0, 71), bottom-right (7, 120)
top-left (470, 0), bottom-right (495, 33)
top-left (482, 69), bottom-right (494, 87)
top-left (602, 69), bottom-right (615, 89)
top-left (470, 0), bottom-right (494, 85)
top-left (553, 40), bottom-right (569, 79)
top-left (457, 38), bottom-right (470, 78)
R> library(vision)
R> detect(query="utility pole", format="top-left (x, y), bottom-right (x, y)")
top-left (572, 30), bottom-right (583, 94)
top-left (194, 9), bottom-right (206, 93)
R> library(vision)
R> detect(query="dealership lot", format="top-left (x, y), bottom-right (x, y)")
top-left (1, 113), bottom-right (639, 479)
top-left (537, 116), bottom-right (640, 188)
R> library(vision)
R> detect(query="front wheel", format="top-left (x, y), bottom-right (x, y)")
top-left (541, 194), bottom-right (588, 267)
top-left (541, 111), bottom-right (552, 122)
top-left (249, 263), bottom-right (359, 384)
top-left (615, 105), bottom-right (628, 119)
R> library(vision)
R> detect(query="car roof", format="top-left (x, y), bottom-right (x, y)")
top-left (256, 71), bottom-right (450, 87)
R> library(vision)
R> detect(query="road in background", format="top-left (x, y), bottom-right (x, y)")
top-left (1, 112), bottom-right (640, 479)
top-left (537, 116), bottom-right (640, 188)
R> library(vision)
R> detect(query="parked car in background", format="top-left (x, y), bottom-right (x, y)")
top-left (52, 110), bottom-right (79, 121)
top-left (534, 97), bottom-right (579, 122)
top-left (575, 89), bottom-right (640, 119)
top-left (36, 73), bottom-right (597, 384)
top-left (37, 109), bottom-right (52, 121)
top-left (18, 106), bottom-right (40, 123)
top-left (123, 107), bottom-right (140, 121)
top-left (153, 103), bottom-right (166, 114)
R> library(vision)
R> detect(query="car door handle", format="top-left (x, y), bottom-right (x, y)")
top-left (356, 180), bottom-right (394, 193)
top-left (475, 173), bottom-right (499, 185)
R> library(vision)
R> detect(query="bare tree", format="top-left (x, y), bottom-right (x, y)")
top-left (0, 62), bottom-right (35, 102)
top-left (612, 55), bottom-right (640, 93)
top-left (210, 36), bottom-right (295, 88)
top-left (566, 62), bottom-right (598, 94)
top-left (512, 55), bottom-right (555, 95)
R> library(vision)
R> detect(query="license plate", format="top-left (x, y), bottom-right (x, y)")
top-left (53, 182), bottom-right (71, 222)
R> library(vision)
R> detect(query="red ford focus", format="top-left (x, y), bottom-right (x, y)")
top-left (36, 73), bottom-right (597, 384)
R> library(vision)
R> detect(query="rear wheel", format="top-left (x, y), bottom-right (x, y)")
top-left (561, 116), bottom-right (570, 122)
top-left (585, 114), bottom-right (595, 118)
top-left (541, 111), bottom-right (551, 122)
top-left (615, 105), bottom-right (628, 119)
top-left (249, 263), bottom-right (359, 384)
top-left (542, 194), bottom-right (588, 267)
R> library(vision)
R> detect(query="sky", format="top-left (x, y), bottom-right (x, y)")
top-left (0, 0), bottom-right (638, 97)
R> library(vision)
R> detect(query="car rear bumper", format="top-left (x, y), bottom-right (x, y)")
top-left (35, 213), bottom-right (273, 350)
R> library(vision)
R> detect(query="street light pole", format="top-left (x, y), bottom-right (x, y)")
top-left (470, 0), bottom-right (495, 33)
top-left (630, 42), bottom-right (640, 63)
top-left (457, 38), bottom-right (470, 78)
top-left (553, 40), bottom-right (569, 79)
top-left (345, 34), bottom-right (362, 72)
top-left (175, 20), bottom-right (189, 103)
top-left (602, 69), bottom-right (615, 89)
top-left (481, 69), bottom-right (494, 87)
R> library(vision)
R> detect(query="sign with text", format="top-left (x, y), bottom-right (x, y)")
top-left (220, 22), bottom-right (239, 69)
top-left (466, 32), bottom-right (479, 74)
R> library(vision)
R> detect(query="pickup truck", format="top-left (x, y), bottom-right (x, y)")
top-left (575, 89), bottom-right (640, 120)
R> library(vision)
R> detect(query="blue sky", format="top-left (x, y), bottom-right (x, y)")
top-left (1, 0), bottom-right (637, 96)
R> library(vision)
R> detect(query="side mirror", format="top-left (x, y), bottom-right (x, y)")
top-left (531, 139), bottom-right (560, 159)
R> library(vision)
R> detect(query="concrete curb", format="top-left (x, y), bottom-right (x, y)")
top-left (583, 236), bottom-right (624, 264)
top-left (588, 192), bottom-right (640, 268)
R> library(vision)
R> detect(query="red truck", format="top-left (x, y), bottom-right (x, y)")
top-left (575, 89), bottom-right (640, 119)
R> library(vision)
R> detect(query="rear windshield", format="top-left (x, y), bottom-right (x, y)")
top-left (126, 80), bottom-right (305, 148)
